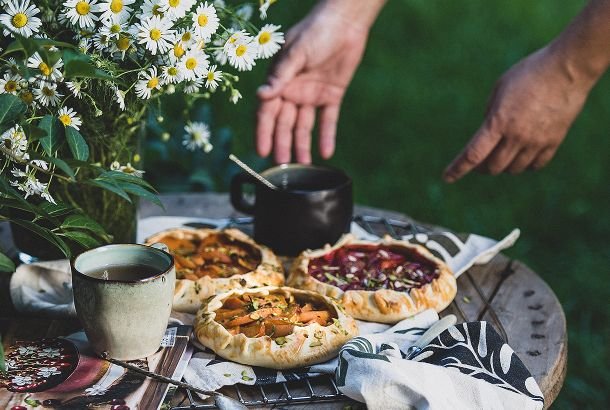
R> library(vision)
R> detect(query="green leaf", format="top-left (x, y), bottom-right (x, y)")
top-left (65, 127), bottom-right (89, 161)
top-left (40, 201), bottom-right (76, 217)
top-left (38, 115), bottom-right (63, 156)
top-left (46, 157), bottom-right (76, 179)
top-left (87, 179), bottom-right (132, 202)
top-left (118, 182), bottom-right (162, 207)
top-left (0, 334), bottom-right (5, 373)
top-left (0, 175), bottom-right (42, 216)
top-left (61, 231), bottom-right (101, 250)
top-left (61, 214), bottom-right (106, 235)
top-left (0, 94), bottom-right (27, 126)
top-left (0, 251), bottom-right (15, 273)
top-left (22, 123), bottom-right (47, 141)
top-left (2, 38), bottom-right (75, 57)
top-left (10, 219), bottom-right (71, 257)
top-left (0, 198), bottom-right (37, 214)
top-left (98, 170), bottom-right (156, 191)
top-left (62, 49), bottom-right (112, 80)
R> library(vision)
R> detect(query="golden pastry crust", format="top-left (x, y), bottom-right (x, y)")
top-left (194, 287), bottom-right (358, 369)
top-left (287, 234), bottom-right (457, 323)
top-left (146, 228), bottom-right (284, 313)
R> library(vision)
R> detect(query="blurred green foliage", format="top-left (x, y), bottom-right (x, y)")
top-left (147, 0), bottom-right (609, 407)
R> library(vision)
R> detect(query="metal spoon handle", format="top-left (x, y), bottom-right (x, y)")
top-left (229, 154), bottom-right (278, 190)
top-left (102, 354), bottom-right (246, 409)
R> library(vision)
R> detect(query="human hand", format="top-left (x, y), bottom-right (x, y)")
top-left (443, 46), bottom-right (592, 182)
top-left (256, 1), bottom-right (379, 164)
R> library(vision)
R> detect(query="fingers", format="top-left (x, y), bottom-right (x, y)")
top-left (530, 146), bottom-right (558, 170)
top-left (507, 148), bottom-right (539, 174)
top-left (273, 101), bottom-right (298, 164)
top-left (443, 123), bottom-right (502, 183)
top-left (258, 46), bottom-right (307, 100)
top-left (294, 105), bottom-right (315, 164)
top-left (319, 105), bottom-right (340, 159)
top-left (482, 138), bottom-right (522, 175)
top-left (256, 97), bottom-right (282, 157)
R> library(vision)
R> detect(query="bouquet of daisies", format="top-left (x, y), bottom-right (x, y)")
top-left (0, 0), bottom-right (283, 268)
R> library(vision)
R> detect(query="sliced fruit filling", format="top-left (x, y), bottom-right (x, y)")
top-left (307, 244), bottom-right (440, 291)
top-left (156, 233), bottom-right (262, 280)
top-left (214, 293), bottom-right (335, 338)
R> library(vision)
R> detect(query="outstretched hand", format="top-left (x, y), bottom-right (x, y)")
top-left (443, 46), bottom-right (590, 182)
top-left (256, 3), bottom-right (371, 164)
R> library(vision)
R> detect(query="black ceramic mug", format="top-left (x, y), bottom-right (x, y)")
top-left (230, 164), bottom-right (353, 256)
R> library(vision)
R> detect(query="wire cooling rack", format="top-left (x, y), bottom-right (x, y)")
top-left (170, 214), bottom-right (510, 408)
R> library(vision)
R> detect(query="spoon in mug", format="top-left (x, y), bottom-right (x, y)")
top-left (229, 154), bottom-right (278, 190)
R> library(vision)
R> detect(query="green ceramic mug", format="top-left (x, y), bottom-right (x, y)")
top-left (71, 243), bottom-right (175, 360)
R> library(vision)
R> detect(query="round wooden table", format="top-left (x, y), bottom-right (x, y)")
top-left (139, 192), bottom-right (567, 408)
top-left (0, 192), bottom-right (567, 409)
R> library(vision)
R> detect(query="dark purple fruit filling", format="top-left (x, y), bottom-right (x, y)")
top-left (308, 244), bottom-right (439, 291)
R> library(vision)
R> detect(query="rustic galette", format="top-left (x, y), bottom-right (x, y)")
top-left (194, 287), bottom-right (358, 369)
top-left (287, 234), bottom-right (457, 323)
top-left (145, 228), bottom-right (284, 313)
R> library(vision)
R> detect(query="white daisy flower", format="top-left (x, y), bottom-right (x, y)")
top-left (135, 16), bottom-right (174, 55)
top-left (10, 168), bottom-right (55, 204)
top-left (191, 2), bottom-right (219, 41)
top-left (93, 33), bottom-right (112, 51)
top-left (1, 125), bottom-right (28, 159)
top-left (203, 64), bottom-right (222, 90)
top-left (27, 53), bottom-right (64, 83)
top-left (110, 34), bottom-right (133, 59)
top-left (94, 0), bottom-right (135, 24)
top-left (33, 83), bottom-right (63, 107)
top-left (78, 37), bottom-right (92, 53)
top-left (175, 28), bottom-right (196, 47)
top-left (135, 66), bottom-right (161, 99)
top-left (223, 29), bottom-right (248, 54)
top-left (256, 24), bottom-right (284, 59)
top-left (178, 47), bottom-right (208, 81)
top-left (5, 57), bottom-right (20, 74)
top-left (159, 0), bottom-right (194, 21)
top-left (227, 37), bottom-right (258, 72)
top-left (0, 73), bottom-right (21, 95)
top-left (66, 80), bottom-right (84, 98)
top-left (183, 77), bottom-right (203, 93)
top-left (19, 89), bottom-right (36, 106)
top-left (58, 107), bottom-right (82, 130)
top-left (258, 0), bottom-right (274, 20)
top-left (0, 0), bottom-right (42, 38)
top-left (117, 162), bottom-right (144, 177)
top-left (229, 88), bottom-right (242, 104)
top-left (112, 87), bottom-right (126, 110)
top-left (183, 121), bottom-right (212, 152)
top-left (161, 64), bottom-right (181, 84)
top-left (139, 0), bottom-right (165, 19)
top-left (99, 19), bottom-right (126, 40)
top-left (31, 159), bottom-right (49, 170)
top-left (61, 0), bottom-right (99, 29)
top-left (168, 38), bottom-right (187, 62)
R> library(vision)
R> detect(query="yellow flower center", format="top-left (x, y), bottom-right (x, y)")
top-left (38, 62), bottom-right (52, 77)
top-left (206, 71), bottom-right (215, 81)
top-left (59, 114), bottom-right (72, 127)
top-left (152, 5), bottom-right (163, 16)
top-left (197, 14), bottom-right (208, 27)
top-left (258, 32), bottom-right (271, 45)
top-left (185, 57), bottom-right (197, 70)
top-left (12, 13), bottom-right (28, 28)
top-left (181, 32), bottom-right (191, 42)
top-left (150, 28), bottom-right (161, 41)
top-left (147, 77), bottom-right (159, 89)
top-left (4, 81), bottom-right (17, 93)
top-left (42, 86), bottom-right (54, 97)
top-left (169, 0), bottom-right (180, 7)
top-left (235, 44), bottom-right (247, 57)
top-left (110, 0), bottom-right (123, 13)
top-left (173, 42), bottom-right (185, 58)
top-left (76, 1), bottom-right (90, 15)
top-left (116, 37), bottom-right (130, 50)
top-left (110, 24), bottom-right (121, 34)
top-left (20, 91), bottom-right (34, 104)
top-left (168, 67), bottom-right (178, 76)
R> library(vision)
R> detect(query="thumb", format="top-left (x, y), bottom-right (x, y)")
top-left (258, 46), bottom-right (307, 99)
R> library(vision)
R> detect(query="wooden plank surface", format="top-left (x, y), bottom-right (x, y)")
top-left (2, 192), bottom-right (566, 409)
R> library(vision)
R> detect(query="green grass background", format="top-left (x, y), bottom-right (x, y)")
top-left (153, 0), bottom-right (610, 407)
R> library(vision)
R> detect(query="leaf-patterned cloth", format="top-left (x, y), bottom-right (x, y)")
top-left (336, 315), bottom-right (544, 410)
